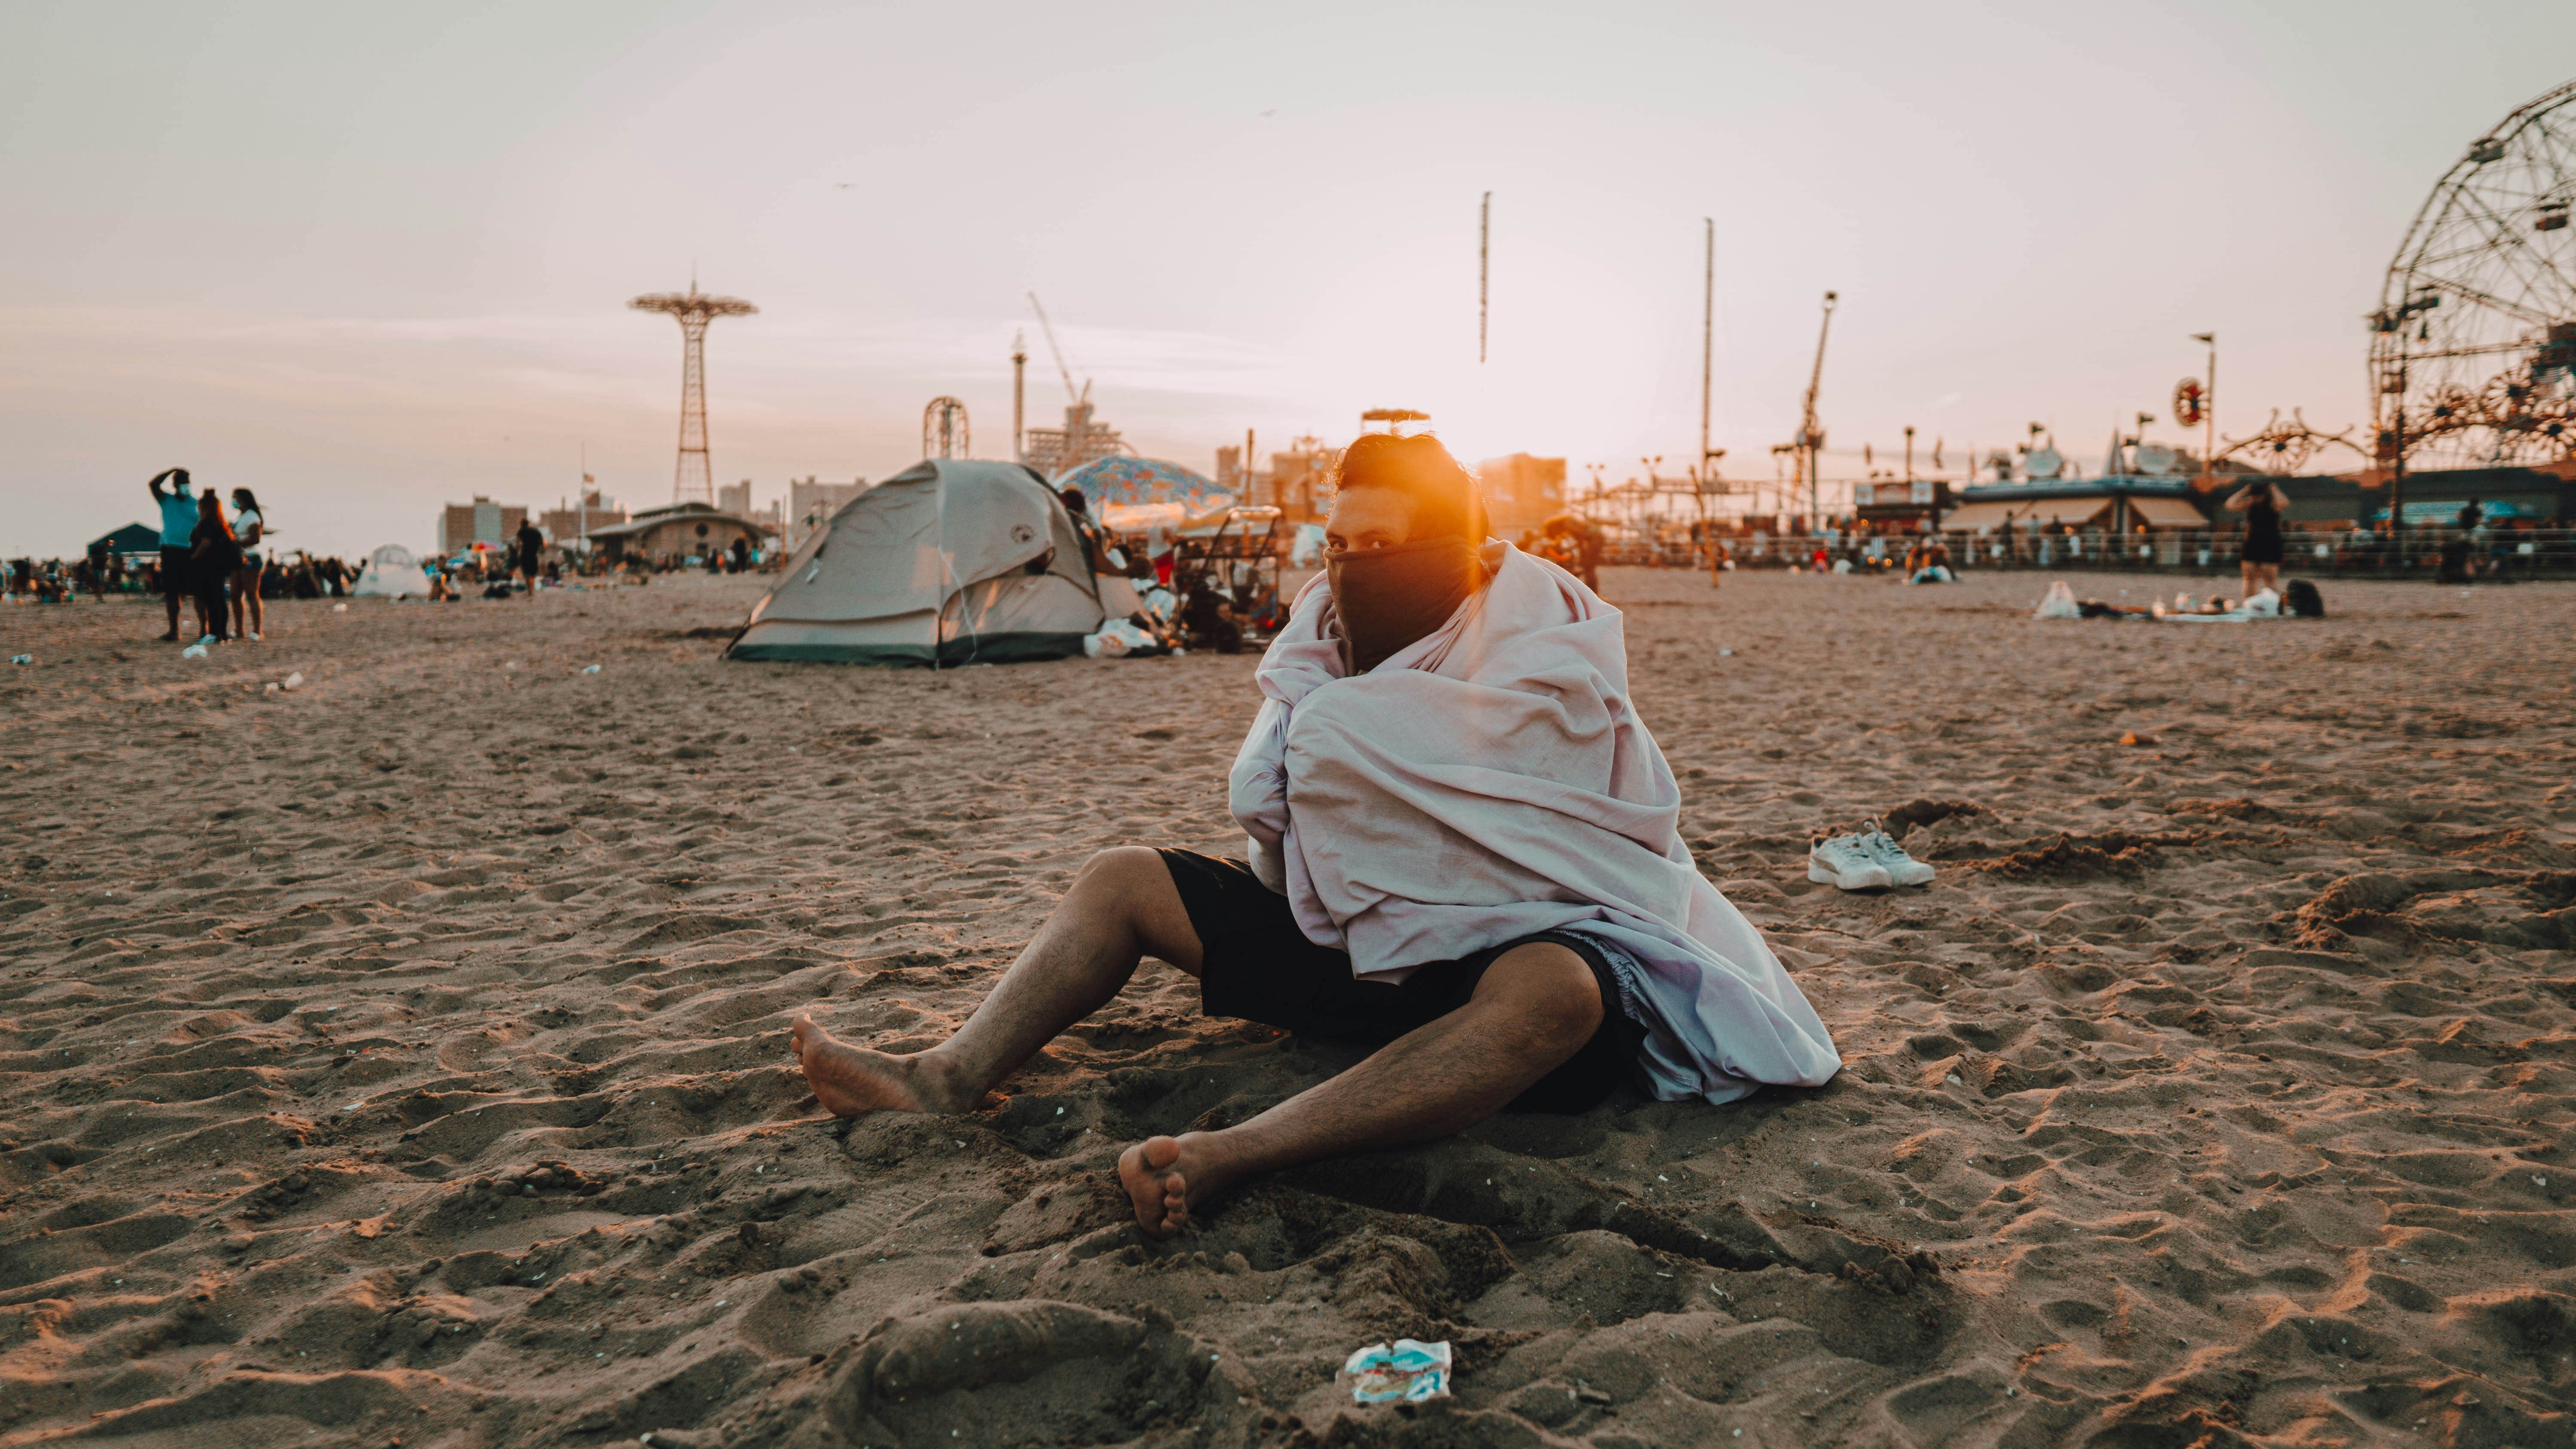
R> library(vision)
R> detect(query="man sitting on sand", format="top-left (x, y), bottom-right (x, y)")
top-left (792, 433), bottom-right (1841, 1237)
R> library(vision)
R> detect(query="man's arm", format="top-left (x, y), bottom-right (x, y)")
top-left (147, 468), bottom-right (173, 500)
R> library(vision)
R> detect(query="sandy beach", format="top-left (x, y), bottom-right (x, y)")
top-left (3, 566), bottom-right (2573, 1448)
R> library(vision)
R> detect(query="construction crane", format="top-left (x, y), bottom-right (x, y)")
top-left (1026, 293), bottom-right (1085, 404)
top-left (1795, 290), bottom-right (1838, 524)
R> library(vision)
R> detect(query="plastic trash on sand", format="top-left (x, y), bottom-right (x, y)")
top-left (333, 602), bottom-right (348, 612)
top-left (1344, 1339), bottom-right (1452, 1404)
top-left (1084, 618), bottom-right (1158, 659)
top-left (2032, 580), bottom-right (2081, 620)
top-left (7, 655), bottom-right (29, 665)
top-left (283, 671), bottom-right (304, 690)
top-left (580, 664), bottom-right (602, 674)
top-left (181, 643), bottom-right (210, 659)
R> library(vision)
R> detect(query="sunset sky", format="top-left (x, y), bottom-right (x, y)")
top-left (6, 1), bottom-right (2572, 556)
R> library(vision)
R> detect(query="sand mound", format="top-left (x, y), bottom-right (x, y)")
top-left (2, 569), bottom-right (2573, 1446)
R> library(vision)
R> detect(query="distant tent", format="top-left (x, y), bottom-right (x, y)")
top-left (88, 522), bottom-right (161, 560)
top-left (1057, 457), bottom-right (1232, 531)
top-left (728, 460), bottom-right (1107, 666)
top-left (353, 544), bottom-right (432, 598)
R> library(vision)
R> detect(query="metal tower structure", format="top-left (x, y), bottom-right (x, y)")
top-left (1479, 191), bottom-right (1491, 364)
top-left (1011, 331), bottom-right (1029, 461)
top-left (629, 281), bottom-right (757, 504)
top-left (1794, 291), bottom-right (1838, 523)
top-left (923, 397), bottom-right (971, 459)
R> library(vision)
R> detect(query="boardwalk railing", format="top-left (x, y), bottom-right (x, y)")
top-left (1637, 527), bottom-right (2576, 580)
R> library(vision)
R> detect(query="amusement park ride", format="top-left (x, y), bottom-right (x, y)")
top-left (921, 397), bottom-right (969, 460)
top-left (2364, 77), bottom-right (2576, 523)
top-left (2169, 78), bottom-right (2576, 517)
top-left (629, 279), bottom-right (757, 506)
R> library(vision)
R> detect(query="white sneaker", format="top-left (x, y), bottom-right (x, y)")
top-left (1855, 820), bottom-right (1935, 886)
top-left (1808, 834), bottom-right (1893, 891)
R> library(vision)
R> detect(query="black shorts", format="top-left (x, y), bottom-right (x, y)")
top-left (1157, 849), bottom-right (1645, 1113)
top-left (159, 547), bottom-right (192, 598)
top-left (2241, 536), bottom-right (2284, 566)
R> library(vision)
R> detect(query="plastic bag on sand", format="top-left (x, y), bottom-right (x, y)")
top-left (283, 672), bottom-right (304, 690)
top-left (182, 643), bottom-right (210, 659)
top-left (1084, 619), bottom-right (1157, 659)
top-left (1344, 1339), bottom-right (1451, 1404)
top-left (2032, 581), bottom-right (2081, 620)
top-left (2243, 587), bottom-right (2281, 618)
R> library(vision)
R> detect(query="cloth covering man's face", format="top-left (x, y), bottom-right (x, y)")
top-left (1322, 485), bottom-right (1480, 674)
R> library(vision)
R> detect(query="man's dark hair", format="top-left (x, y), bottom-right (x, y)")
top-left (1329, 433), bottom-right (1485, 541)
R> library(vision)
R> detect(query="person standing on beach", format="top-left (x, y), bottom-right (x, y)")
top-left (514, 518), bottom-right (544, 597)
top-left (188, 490), bottom-right (241, 642)
top-left (790, 432), bottom-right (1839, 1238)
top-left (2224, 478), bottom-right (2290, 599)
top-left (228, 488), bottom-right (267, 641)
top-left (146, 468), bottom-right (199, 641)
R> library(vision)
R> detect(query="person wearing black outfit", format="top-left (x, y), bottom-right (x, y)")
top-left (2224, 479), bottom-right (2290, 600)
top-left (514, 519), bottom-right (545, 597)
top-left (189, 491), bottom-right (242, 642)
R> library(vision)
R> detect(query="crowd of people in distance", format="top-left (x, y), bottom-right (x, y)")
top-left (9, 471), bottom-right (787, 630)
top-left (8, 469), bottom-right (365, 643)
top-left (7, 550), bottom-right (362, 606)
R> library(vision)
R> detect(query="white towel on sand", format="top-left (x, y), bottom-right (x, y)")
top-left (1228, 542), bottom-right (1841, 1104)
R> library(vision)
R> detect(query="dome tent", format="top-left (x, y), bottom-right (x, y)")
top-left (727, 460), bottom-right (1106, 666)
top-left (1057, 456), bottom-right (1231, 514)
top-left (352, 544), bottom-right (433, 598)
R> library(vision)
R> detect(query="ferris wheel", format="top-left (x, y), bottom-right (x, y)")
top-left (2371, 78), bottom-right (2576, 469)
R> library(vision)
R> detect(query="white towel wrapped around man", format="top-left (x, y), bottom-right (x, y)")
top-left (788, 431), bottom-right (1840, 1239)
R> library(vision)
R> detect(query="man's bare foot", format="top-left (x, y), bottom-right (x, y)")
top-left (788, 1016), bottom-right (968, 1117)
top-left (1119, 1133), bottom-right (1236, 1240)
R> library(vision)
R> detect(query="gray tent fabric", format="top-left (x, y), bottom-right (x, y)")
top-left (728, 460), bottom-right (1106, 665)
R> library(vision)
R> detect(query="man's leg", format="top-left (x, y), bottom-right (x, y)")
top-left (1118, 941), bottom-right (1601, 1238)
top-left (790, 846), bottom-right (1202, 1116)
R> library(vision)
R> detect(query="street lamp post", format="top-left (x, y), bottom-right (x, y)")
top-left (2192, 332), bottom-right (2217, 488)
